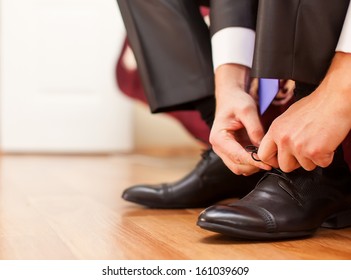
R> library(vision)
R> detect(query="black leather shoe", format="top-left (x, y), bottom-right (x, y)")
top-left (198, 149), bottom-right (351, 240)
top-left (122, 149), bottom-right (263, 208)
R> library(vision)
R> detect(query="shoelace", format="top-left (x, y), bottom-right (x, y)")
top-left (245, 145), bottom-right (292, 183)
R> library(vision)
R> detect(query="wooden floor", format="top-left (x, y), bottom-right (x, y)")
top-left (0, 148), bottom-right (351, 260)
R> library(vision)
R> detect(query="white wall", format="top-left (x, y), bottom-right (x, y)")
top-left (0, 0), bottom-right (134, 153)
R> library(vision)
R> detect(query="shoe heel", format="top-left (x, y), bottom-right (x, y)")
top-left (322, 209), bottom-right (351, 229)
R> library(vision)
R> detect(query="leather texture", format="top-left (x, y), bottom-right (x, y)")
top-left (122, 149), bottom-right (263, 208)
top-left (198, 148), bottom-right (351, 240)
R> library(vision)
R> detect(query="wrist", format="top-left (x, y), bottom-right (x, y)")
top-left (215, 63), bottom-right (251, 93)
top-left (314, 52), bottom-right (351, 126)
top-left (323, 52), bottom-right (351, 90)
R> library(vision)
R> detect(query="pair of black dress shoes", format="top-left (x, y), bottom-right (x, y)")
top-left (122, 148), bottom-right (351, 240)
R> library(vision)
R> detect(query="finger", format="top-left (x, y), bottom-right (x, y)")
top-left (228, 142), bottom-right (271, 170)
top-left (285, 79), bottom-right (296, 91)
top-left (277, 149), bottom-right (301, 172)
top-left (274, 93), bottom-right (287, 100)
top-left (213, 146), bottom-right (260, 176)
top-left (275, 90), bottom-right (288, 99)
top-left (262, 154), bottom-right (279, 169)
top-left (249, 78), bottom-right (259, 99)
top-left (311, 152), bottom-right (335, 168)
top-left (212, 132), bottom-right (271, 171)
top-left (221, 156), bottom-right (261, 176)
top-left (273, 81), bottom-right (295, 105)
top-left (272, 93), bottom-right (294, 105)
top-left (295, 156), bottom-right (317, 171)
top-left (240, 110), bottom-right (265, 147)
top-left (279, 79), bottom-right (286, 88)
top-left (274, 90), bottom-right (293, 100)
top-left (272, 98), bottom-right (290, 106)
top-left (257, 135), bottom-right (279, 168)
top-left (278, 79), bottom-right (295, 93)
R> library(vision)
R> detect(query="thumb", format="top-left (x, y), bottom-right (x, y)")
top-left (240, 110), bottom-right (265, 146)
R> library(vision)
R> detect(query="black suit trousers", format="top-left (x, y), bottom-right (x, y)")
top-left (117, 0), bottom-right (214, 113)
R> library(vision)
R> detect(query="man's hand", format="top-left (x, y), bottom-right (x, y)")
top-left (258, 52), bottom-right (351, 172)
top-left (210, 64), bottom-right (272, 175)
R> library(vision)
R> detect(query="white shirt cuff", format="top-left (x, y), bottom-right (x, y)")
top-left (211, 27), bottom-right (255, 70)
top-left (336, 2), bottom-right (351, 52)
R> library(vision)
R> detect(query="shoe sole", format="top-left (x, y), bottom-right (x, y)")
top-left (197, 208), bottom-right (351, 240)
top-left (197, 220), bottom-right (314, 240)
top-left (123, 194), bottom-right (209, 209)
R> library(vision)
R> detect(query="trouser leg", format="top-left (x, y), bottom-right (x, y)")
top-left (117, 0), bottom-right (214, 112)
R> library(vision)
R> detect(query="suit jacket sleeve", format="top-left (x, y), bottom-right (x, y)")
top-left (210, 0), bottom-right (258, 69)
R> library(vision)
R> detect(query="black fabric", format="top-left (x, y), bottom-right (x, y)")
top-left (210, 0), bottom-right (258, 36)
top-left (118, 0), bottom-right (349, 111)
top-left (117, 0), bottom-right (258, 113)
top-left (252, 0), bottom-right (350, 85)
top-left (194, 96), bottom-right (216, 128)
top-left (196, 0), bottom-right (210, 7)
top-left (117, 0), bottom-right (214, 113)
top-left (293, 82), bottom-right (317, 101)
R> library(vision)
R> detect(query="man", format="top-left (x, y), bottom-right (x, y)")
top-left (198, 0), bottom-right (351, 240)
top-left (116, 0), bottom-right (293, 208)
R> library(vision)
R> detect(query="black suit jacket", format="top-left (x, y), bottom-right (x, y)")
top-left (252, 0), bottom-right (350, 85)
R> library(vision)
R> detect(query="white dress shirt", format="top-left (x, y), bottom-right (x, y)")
top-left (211, 27), bottom-right (255, 70)
top-left (336, 1), bottom-right (351, 52)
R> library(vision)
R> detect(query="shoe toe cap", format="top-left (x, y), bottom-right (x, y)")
top-left (122, 185), bottom-right (165, 206)
top-left (198, 204), bottom-right (275, 233)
